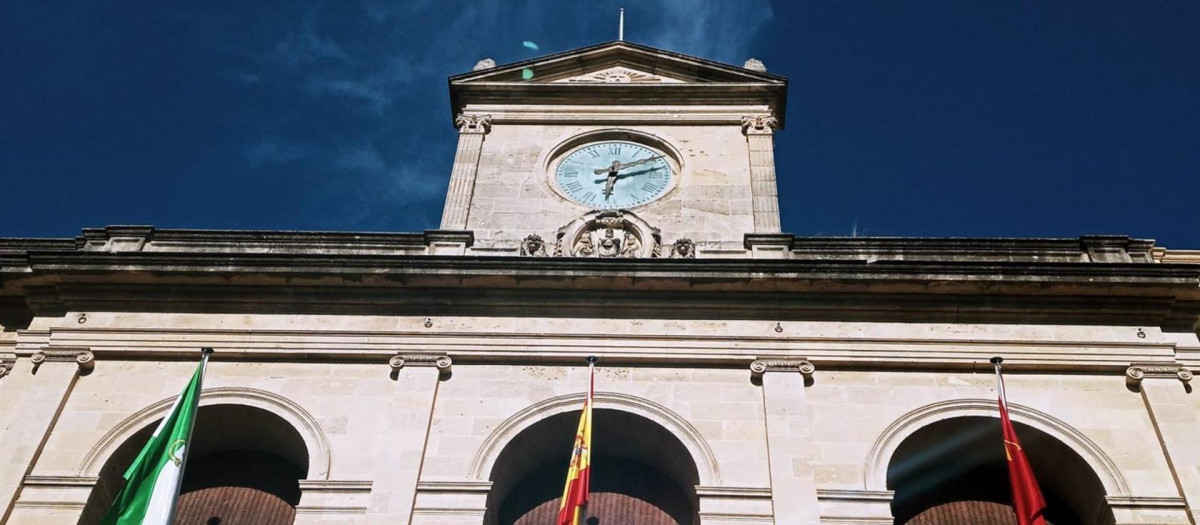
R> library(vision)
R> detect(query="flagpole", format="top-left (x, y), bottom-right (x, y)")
top-left (166, 347), bottom-right (212, 524)
top-left (583, 355), bottom-right (596, 524)
top-left (991, 356), bottom-right (1006, 404)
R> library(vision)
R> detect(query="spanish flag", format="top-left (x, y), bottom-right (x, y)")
top-left (557, 360), bottom-right (594, 525)
top-left (991, 357), bottom-right (1047, 525)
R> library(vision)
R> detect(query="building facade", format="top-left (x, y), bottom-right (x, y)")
top-left (2, 41), bottom-right (1199, 525)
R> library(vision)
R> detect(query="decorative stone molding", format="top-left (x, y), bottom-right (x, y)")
top-left (0, 356), bottom-right (14, 378)
top-left (389, 353), bottom-right (452, 374)
top-left (743, 58), bottom-right (767, 73)
top-left (423, 229), bottom-right (474, 256)
top-left (556, 66), bottom-right (681, 84)
top-left (750, 358), bottom-right (814, 380)
top-left (668, 238), bottom-right (696, 258)
top-left (295, 480), bottom-right (373, 515)
top-left (81, 387), bottom-right (331, 479)
top-left (745, 233), bottom-right (795, 259)
top-left (472, 58), bottom-right (495, 71)
top-left (741, 115), bottom-right (778, 136)
top-left (472, 391), bottom-right (720, 484)
top-left (864, 398), bottom-right (1129, 497)
top-left (454, 113), bottom-right (492, 135)
top-left (31, 347), bottom-right (94, 372)
top-left (554, 209), bottom-right (661, 258)
top-left (1126, 363), bottom-right (1193, 386)
top-left (519, 234), bottom-right (549, 256)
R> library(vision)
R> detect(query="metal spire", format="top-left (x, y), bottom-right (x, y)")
top-left (619, 8), bottom-right (625, 41)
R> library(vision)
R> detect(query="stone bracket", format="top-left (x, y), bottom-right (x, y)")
top-left (424, 230), bottom-right (474, 256)
top-left (0, 355), bottom-right (14, 378)
top-left (750, 358), bottom-right (814, 381)
top-left (30, 347), bottom-right (94, 373)
top-left (390, 353), bottom-right (452, 379)
top-left (1126, 363), bottom-right (1192, 387)
top-left (744, 233), bottom-right (795, 259)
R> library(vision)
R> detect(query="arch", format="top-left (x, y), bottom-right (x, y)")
top-left (865, 399), bottom-right (1128, 497)
top-left (472, 391), bottom-right (720, 485)
top-left (80, 387), bottom-right (330, 480)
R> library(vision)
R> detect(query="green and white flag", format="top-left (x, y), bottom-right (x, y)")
top-left (101, 350), bottom-right (210, 525)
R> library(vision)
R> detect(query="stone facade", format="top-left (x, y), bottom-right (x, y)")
top-left (2, 40), bottom-right (1200, 525)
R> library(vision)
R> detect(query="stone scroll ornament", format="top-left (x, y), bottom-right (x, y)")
top-left (552, 210), bottom-right (661, 258)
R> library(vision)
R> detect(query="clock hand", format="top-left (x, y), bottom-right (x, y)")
top-left (603, 173), bottom-right (617, 199)
top-left (593, 155), bottom-right (663, 175)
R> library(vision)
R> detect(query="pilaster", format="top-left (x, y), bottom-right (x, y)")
top-left (751, 358), bottom-right (821, 525)
top-left (358, 354), bottom-right (451, 524)
top-left (1126, 363), bottom-right (1199, 523)
top-left (742, 115), bottom-right (782, 234)
top-left (0, 346), bottom-right (93, 524)
top-left (439, 114), bottom-right (491, 230)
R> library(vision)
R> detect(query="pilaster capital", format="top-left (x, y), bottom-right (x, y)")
top-left (0, 356), bottom-right (14, 378)
top-left (741, 115), bottom-right (778, 136)
top-left (750, 358), bottom-right (814, 380)
top-left (455, 114), bottom-right (492, 135)
top-left (31, 347), bottom-right (94, 373)
top-left (389, 353), bottom-right (452, 378)
top-left (1126, 363), bottom-right (1192, 386)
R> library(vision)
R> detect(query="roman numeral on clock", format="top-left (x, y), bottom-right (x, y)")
top-left (582, 191), bottom-right (597, 201)
top-left (564, 181), bottom-right (583, 192)
top-left (608, 145), bottom-right (622, 155)
top-left (587, 149), bottom-right (601, 158)
top-left (642, 182), bottom-right (659, 193)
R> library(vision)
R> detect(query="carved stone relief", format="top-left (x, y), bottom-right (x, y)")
top-left (669, 238), bottom-right (696, 258)
top-left (553, 210), bottom-right (660, 258)
top-left (519, 234), bottom-right (549, 256)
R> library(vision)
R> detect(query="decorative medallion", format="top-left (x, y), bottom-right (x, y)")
top-left (553, 210), bottom-right (660, 259)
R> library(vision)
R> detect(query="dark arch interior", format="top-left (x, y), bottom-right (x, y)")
top-left (887, 416), bottom-right (1115, 525)
top-left (486, 408), bottom-right (701, 525)
top-left (80, 404), bottom-right (309, 525)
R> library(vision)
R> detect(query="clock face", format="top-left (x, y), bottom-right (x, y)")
top-left (554, 141), bottom-right (674, 209)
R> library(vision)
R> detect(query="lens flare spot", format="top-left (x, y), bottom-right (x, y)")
top-left (521, 68), bottom-right (535, 80)
top-left (522, 41), bottom-right (539, 50)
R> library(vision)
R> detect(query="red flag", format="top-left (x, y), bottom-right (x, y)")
top-left (557, 361), bottom-right (594, 525)
top-left (993, 358), bottom-right (1047, 525)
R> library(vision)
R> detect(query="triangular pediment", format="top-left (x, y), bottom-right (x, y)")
top-left (448, 41), bottom-right (788, 127)
top-left (450, 41), bottom-right (785, 85)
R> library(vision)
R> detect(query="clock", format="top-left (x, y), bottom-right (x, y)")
top-left (553, 140), bottom-right (675, 209)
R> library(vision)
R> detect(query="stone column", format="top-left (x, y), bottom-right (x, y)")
top-left (439, 114), bottom-right (491, 230)
top-left (354, 354), bottom-right (451, 525)
top-left (751, 359), bottom-right (821, 525)
top-left (0, 348), bottom-right (93, 523)
top-left (742, 116), bottom-right (782, 234)
top-left (1126, 364), bottom-right (1200, 523)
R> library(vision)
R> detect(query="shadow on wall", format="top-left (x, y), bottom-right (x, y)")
top-left (887, 416), bottom-right (1115, 525)
top-left (79, 404), bottom-right (309, 525)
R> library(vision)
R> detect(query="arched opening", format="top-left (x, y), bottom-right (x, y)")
top-left (80, 404), bottom-right (308, 525)
top-left (486, 408), bottom-right (700, 525)
top-left (887, 416), bottom-right (1115, 525)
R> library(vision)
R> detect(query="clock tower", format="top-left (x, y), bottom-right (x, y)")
top-left (440, 41), bottom-right (788, 258)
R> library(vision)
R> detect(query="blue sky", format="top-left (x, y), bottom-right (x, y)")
top-left (2, 1), bottom-right (1197, 246)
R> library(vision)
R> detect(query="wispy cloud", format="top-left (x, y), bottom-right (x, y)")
top-left (229, 0), bottom-right (772, 231)
top-left (644, 0), bottom-right (774, 64)
top-left (245, 138), bottom-right (309, 165)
